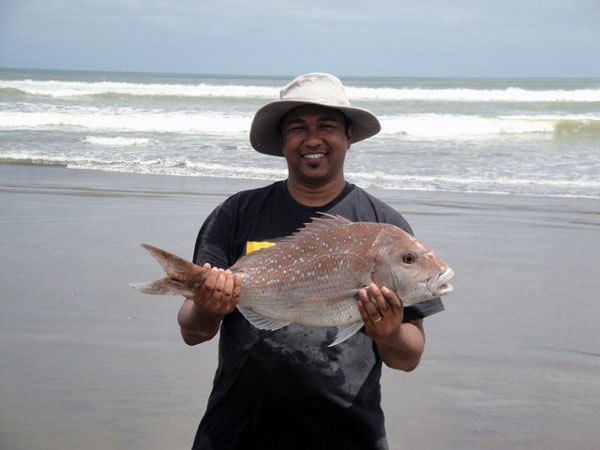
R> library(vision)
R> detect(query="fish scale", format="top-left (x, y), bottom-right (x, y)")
top-left (131, 214), bottom-right (455, 346)
top-left (240, 252), bottom-right (375, 326)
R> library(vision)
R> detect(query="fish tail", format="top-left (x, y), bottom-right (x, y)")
top-left (130, 244), bottom-right (208, 297)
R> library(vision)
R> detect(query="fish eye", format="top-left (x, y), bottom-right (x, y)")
top-left (402, 253), bottom-right (416, 264)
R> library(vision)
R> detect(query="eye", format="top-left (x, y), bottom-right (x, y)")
top-left (402, 253), bottom-right (416, 264)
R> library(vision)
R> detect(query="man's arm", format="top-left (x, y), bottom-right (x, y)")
top-left (177, 264), bottom-right (241, 346)
top-left (357, 284), bottom-right (425, 371)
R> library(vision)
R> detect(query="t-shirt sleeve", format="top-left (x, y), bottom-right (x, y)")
top-left (192, 201), bottom-right (233, 269)
top-left (403, 298), bottom-right (445, 321)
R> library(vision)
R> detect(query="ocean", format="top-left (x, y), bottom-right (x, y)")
top-left (1, 68), bottom-right (599, 198)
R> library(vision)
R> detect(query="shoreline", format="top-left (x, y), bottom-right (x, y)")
top-left (3, 162), bottom-right (600, 201)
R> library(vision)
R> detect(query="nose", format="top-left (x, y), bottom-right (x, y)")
top-left (304, 127), bottom-right (324, 147)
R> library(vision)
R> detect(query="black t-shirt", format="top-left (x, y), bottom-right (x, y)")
top-left (191, 181), bottom-right (444, 450)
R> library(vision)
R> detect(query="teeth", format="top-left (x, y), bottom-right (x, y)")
top-left (303, 153), bottom-right (325, 159)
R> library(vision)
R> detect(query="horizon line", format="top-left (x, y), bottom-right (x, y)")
top-left (2, 66), bottom-right (599, 80)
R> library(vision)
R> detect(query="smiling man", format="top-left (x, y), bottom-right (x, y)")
top-left (177, 73), bottom-right (444, 450)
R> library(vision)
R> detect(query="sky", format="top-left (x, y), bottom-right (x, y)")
top-left (1, 0), bottom-right (599, 77)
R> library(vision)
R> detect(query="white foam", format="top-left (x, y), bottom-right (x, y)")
top-left (2, 147), bottom-right (597, 198)
top-left (4, 109), bottom-right (598, 138)
top-left (83, 136), bottom-right (155, 146)
top-left (0, 79), bottom-right (278, 99)
top-left (378, 114), bottom-right (600, 137)
top-left (2, 79), bottom-right (600, 102)
top-left (0, 111), bottom-right (252, 133)
top-left (346, 86), bottom-right (600, 102)
top-left (346, 171), bottom-right (600, 189)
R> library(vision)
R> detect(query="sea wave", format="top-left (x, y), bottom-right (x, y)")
top-left (3, 109), bottom-right (598, 138)
top-left (2, 79), bottom-right (600, 102)
top-left (83, 136), bottom-right (156, 146)
top-left (0, 80), bottom-right (278, 99)
top-left (346, 86), bottom-right (600, 102)
top-left (0, 111), bottom-right (251, 133)
top-left (554, 119), bottom-right (600, 137)
top-left (346, 170), bottom-right (600, 190)
top-left (1, 152), bottom-right (597, 198)
top-left (379, 115), bottom-right (600, 138)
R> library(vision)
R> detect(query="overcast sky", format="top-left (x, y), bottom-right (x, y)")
top-left (1, 0), bottom-right (599, 77)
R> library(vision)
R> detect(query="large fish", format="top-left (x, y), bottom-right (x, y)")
top-left (131, 214), bottom-right (454, 346)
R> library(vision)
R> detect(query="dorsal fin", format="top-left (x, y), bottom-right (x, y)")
top-left (230, 214), bottom-right (354, 271)
top-left (290, 213), bottom-right (352, 238)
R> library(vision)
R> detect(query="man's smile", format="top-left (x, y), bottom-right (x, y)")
top-left (301, 151), bottom-right (328, 161)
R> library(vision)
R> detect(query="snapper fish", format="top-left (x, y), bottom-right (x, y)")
top-left (131, 214), bottom-right (454, 346)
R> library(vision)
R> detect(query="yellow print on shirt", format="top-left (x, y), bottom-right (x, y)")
top-left (245, 241), bottom-right (277, 255)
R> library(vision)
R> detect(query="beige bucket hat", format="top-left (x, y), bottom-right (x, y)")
top-left (250, 73), bottom-right (381, 156)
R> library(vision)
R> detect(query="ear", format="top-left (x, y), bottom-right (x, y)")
top-left (346, 123), bottom-right (355, 148)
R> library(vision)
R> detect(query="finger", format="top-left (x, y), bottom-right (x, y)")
top-left (232, 274), bottom-right (242, 300)
top-left (212, 269), bottom-right (227, 299)
top-left (381, 286), bottom-right (402, 310)
top-left (199, 268), bottom-right (220, 303)
top-left (202, 262), bottom-right (212, 270)
top-left (357, 289), bottom-right (371, 322)
top-left (221, 271), bottom-right (235, 300)
top-left (369, 284), bottom-right (397, 319)
top-left (368, 284), bottom-right (387, 316)
top-left (203, 267), bottom-right (218, 290)
top-left (361, 286), bottom-right (383, 323)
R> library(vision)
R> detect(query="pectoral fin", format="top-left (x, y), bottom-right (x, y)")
top-left (329, 321), bottom-right (364, 347)
top-left (237, 305), bottom-right (291, 331)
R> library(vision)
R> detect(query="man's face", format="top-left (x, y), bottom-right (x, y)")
top-left (280, 104), bottom-right (354, 186)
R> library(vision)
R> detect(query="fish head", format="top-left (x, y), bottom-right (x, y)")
top-left (372, 227), bottom-right (454, 306)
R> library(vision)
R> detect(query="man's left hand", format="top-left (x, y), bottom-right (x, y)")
top-left (357, 283), bottom-right (404, 343)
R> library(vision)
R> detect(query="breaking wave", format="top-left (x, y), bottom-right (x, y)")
top-left (83, 136), bottom-right (156, 146)
top-left (3, 109), bottom-right (599, 138)
top-left (1, 151), bottom-right (597, 198)
top-left (2, 79), bottom-right (600, 102)
top-left (0, 80), bottom-right (278, 99)
top-left (0, 111), bottom-right (251, 134)
top-left (554, 119), bottom-right (600, 137)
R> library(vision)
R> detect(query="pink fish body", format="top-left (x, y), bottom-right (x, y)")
top-left (131, 214), bottom-right (454, 346)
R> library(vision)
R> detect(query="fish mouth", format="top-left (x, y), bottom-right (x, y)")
top-left (428, 267), bottom-right (455, 296)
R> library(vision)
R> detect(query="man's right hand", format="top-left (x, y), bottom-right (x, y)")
top-left (177, 263), bottom-right (241, 345)
top-left (192, 263), bottom-right (241, 315)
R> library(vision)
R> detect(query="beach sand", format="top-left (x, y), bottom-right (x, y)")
top-left (1, 164), bottom-right (599, 450)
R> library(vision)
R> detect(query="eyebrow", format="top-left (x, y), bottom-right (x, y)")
top-left (283, 116), bottom-right (342, 127)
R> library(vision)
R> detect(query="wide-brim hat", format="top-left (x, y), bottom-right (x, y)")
top-left (250, 73), bottom-right (381, 156)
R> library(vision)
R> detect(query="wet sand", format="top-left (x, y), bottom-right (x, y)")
top-left (1, 164), bottom-right (599, 450)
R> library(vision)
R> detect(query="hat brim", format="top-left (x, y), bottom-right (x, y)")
top-left (250, 100), bottom-right (381, 157)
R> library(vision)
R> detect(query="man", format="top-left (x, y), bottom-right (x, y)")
top-left (177, 73), bottom-right (444, 450)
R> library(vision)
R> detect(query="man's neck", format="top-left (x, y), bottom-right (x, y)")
top-left (286, 176), bottom-right (346, 207)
